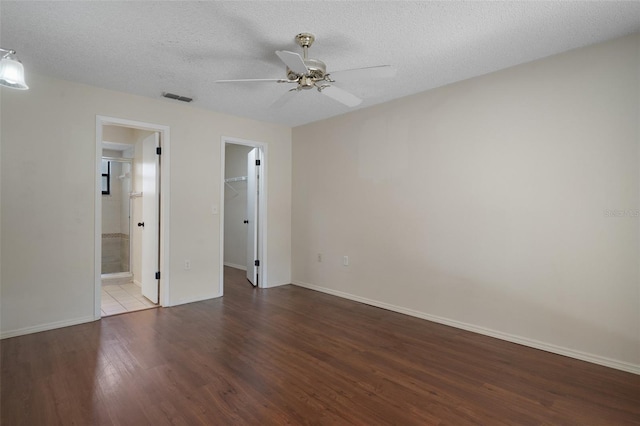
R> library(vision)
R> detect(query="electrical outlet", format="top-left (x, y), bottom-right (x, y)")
top-left (317, 253), bottom-right (322, 262)
top-left (343, 256), bottom-right (349, 266)
top-left (184, 260), bottom-right (191, 270)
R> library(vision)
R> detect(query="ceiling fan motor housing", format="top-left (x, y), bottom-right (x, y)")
top-left (286, 58), bottom-right (327, 81)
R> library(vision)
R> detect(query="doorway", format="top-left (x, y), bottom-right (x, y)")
top-left (95, 116), bottom-right (171, 319)
top-left (220, 137), bottom-right (267, 294)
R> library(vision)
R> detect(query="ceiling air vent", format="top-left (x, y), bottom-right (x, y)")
top-left (162, 92), bottom-right (193, 103)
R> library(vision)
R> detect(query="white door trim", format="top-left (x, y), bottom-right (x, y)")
top-left (220, 136), bottom-right (268, 294)
top-left (95, 116), bottom-right (171, 319)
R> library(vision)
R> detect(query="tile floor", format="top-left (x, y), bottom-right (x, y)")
top-left (101, 282), bottom-right (157, 316)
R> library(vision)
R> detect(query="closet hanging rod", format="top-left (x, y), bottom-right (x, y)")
top-left (224, 176), bottom-right (248, 183)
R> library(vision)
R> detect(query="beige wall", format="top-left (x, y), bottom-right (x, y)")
top-left (1, 72), bottom-right (291, 336)
top-left (103, 125), bottom-right (136, 144)
top-left (292, 34), bottom-right (640, 371)
top-left (224, 144), bottom-right (253, 269)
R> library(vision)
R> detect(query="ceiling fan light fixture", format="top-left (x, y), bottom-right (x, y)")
top-left (299, 76), bottom-right (315, 90)
top-left (0, 48), bottom-right (29, 90)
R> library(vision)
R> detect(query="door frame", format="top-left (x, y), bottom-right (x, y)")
top-left (220, 136), bottom-right (268, 293)
top-left (95, 116), bottom-right (171, 319)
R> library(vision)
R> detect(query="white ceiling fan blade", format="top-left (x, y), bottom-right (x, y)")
top-left (329, 65), bottom-right (396, 79)
top-left (275, 50), bottom-right (309, 75)
top-left (270, 89), bottom-right (298, 108)
top-left (216, 78), bottom-right (285, 83)
top-left (321, 85), bottom-right (362, 107)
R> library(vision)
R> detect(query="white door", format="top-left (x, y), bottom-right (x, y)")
top-left (246, 148), bottom-right (259, 286)
top-left (141, 132), bottom-right (160, 303)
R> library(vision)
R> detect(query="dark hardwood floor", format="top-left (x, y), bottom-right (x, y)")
top-left (2, 266), bottom-right (638, 425)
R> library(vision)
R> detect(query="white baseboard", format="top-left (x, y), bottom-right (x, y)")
top-left (133, 280), bottom-right (142, 287)
top-left (1, 316), bottom-right (97, 340)
top-left (101, 272), bottom-right (132, 279)
top-left (224, 262), bottom-right (247, 271)
top-left (171, 293), bottom-right (222, 307)
top-left (292, 280), bottom-right (640, 375)
top-left (261, 281), bottom-right (289, 289)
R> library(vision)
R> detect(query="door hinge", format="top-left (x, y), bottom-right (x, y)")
top-left (156, 147), bottom-right (162, 155)
top-left (254, 260), bottom-right (260, 267)
top-left (155, 271), bottom-right (161, 280)
top-left (255, 159), bottom-right (260, 166)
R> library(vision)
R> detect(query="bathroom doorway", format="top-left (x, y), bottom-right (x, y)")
top-left (95, 116), bottom-right (170, 318)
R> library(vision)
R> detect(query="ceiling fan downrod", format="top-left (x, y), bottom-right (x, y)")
top-left (295, 33), bottom-right (315, 60)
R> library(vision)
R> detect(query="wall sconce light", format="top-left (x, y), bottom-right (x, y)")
top-left (0, 48), bottom-right (29, 90)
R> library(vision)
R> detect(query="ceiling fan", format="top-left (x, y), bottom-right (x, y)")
top-left (216, 33), bottom-right (395, 108)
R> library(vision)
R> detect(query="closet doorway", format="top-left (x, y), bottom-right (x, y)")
top-left (220, 137), bottom-right (267, 293)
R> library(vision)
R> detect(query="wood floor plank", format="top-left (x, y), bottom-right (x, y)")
top-left (2, 266), bottom-right (639, 425)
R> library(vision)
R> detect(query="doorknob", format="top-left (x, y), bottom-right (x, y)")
top-left (138, 222), bottom-right (145, 228)
top-left (243, 220), bottom-right (249, 224)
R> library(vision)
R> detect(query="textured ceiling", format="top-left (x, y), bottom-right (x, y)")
top-left (2, 1), bottom-right (639, 127)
